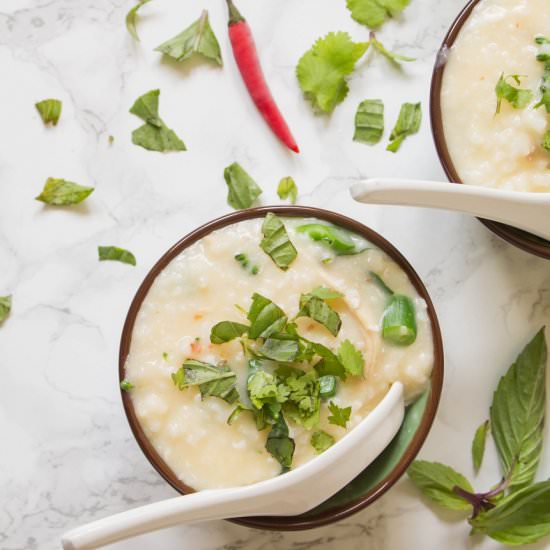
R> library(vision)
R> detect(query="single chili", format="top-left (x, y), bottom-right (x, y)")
top-left (225, 0), bottom-right (299, 153)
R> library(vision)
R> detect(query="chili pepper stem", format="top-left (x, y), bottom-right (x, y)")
top-left (226, 0), bottom-right (245, 25)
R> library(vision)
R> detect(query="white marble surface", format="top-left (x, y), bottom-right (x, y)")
top-left (0, 1), bottom-right (549, 549)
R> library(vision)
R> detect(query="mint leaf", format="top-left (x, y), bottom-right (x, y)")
top-left (35, 99), bottom-right (62, 126)
top-left (470, 480), bottom-right (550, 545)
top-left (296, 222), bottom-right (369, 256)
top-left (120, 380), bottom-right (134, 391)
top-left (247, 293), bottom-right (287, 339)
top-left (0, 296), bottom-right (12, 324)
top-left (490, 328), bottom-right (547, 491)
top-left (155, 10), bottom-right (222, 66)
top-left (260, 213), bottom-right (297, 270)
top-left (371, 36), bottom-right (415, 63)
top-left (387, 102), bottom-right (421, 152)
top-left (266, 414), bottom-right (295, 471)
top-left (35, 178), bottom-right (94, 206)
top-left (337, 339), bottom-right (364, 376)
top-left (381, 294), bottom-right (417, 345)
top-left (313, 342), bottom-right (347, 380)
top-left (296, 32), bottom-right (369, 113)
top-left (472, 420), bottom-right (490, 473)
top-left (277, 177), bottom-right (298, 204)
top-left (224, 162), bottom-right (262, 210)
top-left (354, 99), bottom-right (384, 145)
top-left (98, 246), bottom-right (136, 266)
top-left (297, 293), bottom-right (342, 336)
top-left (495, 74), bottom-right (533, 114)
top-left (327, 401), bottom-right (351, 428)
top-left (283, 371), bottom-right (321, 429)
top-left (408, 461), bottom-right (475, 512)
top-left (311, 430), bottom-right (335, 453)
top-left (346, 0), bottom-right (411, 29)
top-left (126, 0), bottom-right (152, 41)
top-left (130, 89), bottom-right (186, 152)
top-left (210, 321), bottom-right (248, 344)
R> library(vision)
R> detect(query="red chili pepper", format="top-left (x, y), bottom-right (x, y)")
top-left (225, 0), bottom-right (299, 153)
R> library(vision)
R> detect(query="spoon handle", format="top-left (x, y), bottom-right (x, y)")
top-left (350, 178), bottom-right (550, 240)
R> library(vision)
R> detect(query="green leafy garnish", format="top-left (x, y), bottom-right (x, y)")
top-left (387, 102), bottom-right (421, 152)
top-left (495, 74), bottom-right (533, 115)
top-left (35, 99), bottom-right (62, 126)
top-left (210, 321), bottom-right (248, 344)
top-left (126, 0), bottom-right (152, 42)
top-left (337, 339), bottom-right (364, 377)
top-left (98, 246), bottom-right (137, 266)
top-left (259, 334), bottom-right (300, 362)
top-left (247, 293), bottom-right (287, 339)
top-left (370, 35), bottom-right (415, 63)
top-left (155, 10), bottom-right (222, 66)
top-left (277, 177), bottom-right (298, 204)
top-left (312, 342), bottom-right (347, 380)
top-left (297, 293), bottom-right (342, 336)
top-left (224, 162), bottom-right (262, 210)
top-left (346, 0), bottom-right (411, 29)
top-left (0, 296), bottom-right (12, 324)
top-left (296, 223), bottom-right (369, 256)
top-left (354, 99), bottom-right (384, 145)
top-left (35, 178), bottom-right (94, 206)
top-left (535, 37), bottom-right (550, 113)
top-left (283, 371), bottom-right (321, 429)
top-left (472, 420), bottom-right (490, 473)
top-left (247, 370), bottom-right (289, 412)
top-left (309, 287), bottom-right (343, 300)
top-left (327, 401), bottom-right (351, 428)
top-left (311, 430), bottom-right (335, 454)
top-left (543, 131), bottom-right (550, 151)
top-left (120, 380), bottom-right (134, 391)
top-left (234, 253), bottom-right (259, 275)
top-left (296, 32), bottom-right (369, 113)
top-left (266, 414), bottom-right (295, 472)
top-left (260, 213), bottom-right (297, 271)
top-left (129, 89), bottom-right (186, 152)
top-left (382, 294), bottom-right (417, 345)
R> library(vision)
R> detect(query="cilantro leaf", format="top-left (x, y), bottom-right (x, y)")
top-left (495, 74), bottom-right (533, 114)
top-left (354, 99), bottom-right (384, 145)
top-left (126, 0), bottom-right (152, 42)
top-left (327, 401), bottom-right (351, 428)
top-left (35, 99), bottom-right (62, 126)
top-left (296, 32), bottom-right (369, 113)
top-left (536, 75), bottom-right (550, 113)
top-left (247, 293), bottom-right (287, 339)
top-left (277, 177), bottom-right (298, 204)
top-left (346, 0), bottom-right (411, 29)
top-left (247, 370), bottom-right (289, 411)
top-left (283, 371), bottom-right (321, 429)
top-left (296, 222), bottom-right (369, 256)
top-left (408, 461), bottom-right (475, 512)
top-left (260, 213), bottom-right (297, 270)
top-left (120, 380), bottom-right (134, 391)
top-left (490, 328), bottom-right (546, 491)
top-left (311, 430), bottom-right (335, 453)
top-left (387, 102), bottom-right (422, 152)
top-left (472, 420), bottom-right (490, 473)
top-left (210, 321), bottom-right (249, 344)
top-left (337, 340), bottom-right (365, 377)
top-left (155, 10), bottom-right (222, 66)
top-left (266, 413), bottom-right (295, 471)
top-left (312, 342), bottom-right (347, 380)
top-left (0, 296), bottom-right (12, 324)
top-left (370, 36), bottom-right (415, 63)
top-left (35, 178), bottom-right (94, 206)
top-left (297, 293), bottom-right (342, 336)
top-left (98, 246), bottom-right (136, 266)
top-left (224, 162), bottom-right (262, 210)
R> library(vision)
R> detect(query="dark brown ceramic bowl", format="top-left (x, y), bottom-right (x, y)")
top-left (430, 0), bottom-right (550, 260)
top-left (119, 206), bottom-right (444, 530)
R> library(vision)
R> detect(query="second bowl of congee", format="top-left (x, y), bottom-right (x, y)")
top-left (120, 207), bottom-right (443, 529)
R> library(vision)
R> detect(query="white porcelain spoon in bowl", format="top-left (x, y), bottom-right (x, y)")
top-left (61, 382), bottom-right (404, 550)
top-left (350, 178), bottom-right (550, 241)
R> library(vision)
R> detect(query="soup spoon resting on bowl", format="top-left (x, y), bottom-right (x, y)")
top-left (61, 382), bottom-right (404, 550)
top-left (350, 178), bottom-right (550, 241)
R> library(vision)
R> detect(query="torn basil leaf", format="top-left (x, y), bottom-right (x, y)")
top-left (296, 223), bottom-right (369, 256)
top-left (337, 340), bottom-right (364, 377)
top-left (277, 177), bottom-right (298, 204)
top-left (258, 334), bottom-right (300, 362)
top-left (247, 293), bottom-right (287, 339)
top-left (472, 420), bottom-right (490, 473)
top-left (266, 414), bottom-right (295, 471)
top-left (0, 296), bottom-right (12, 324)
top-left (312, 342), bottom-right (346, 380)
top-left (126, 0), bottom-right (152, 41)
top-left (155, 10), bottom-right (222, 66)
top-left (224, 162), bottom-right (262, 210)
top-left (35, 99), bottom-right (62, 126)
top-left (35, 178), bottom-right (94, 206)
top-left (210, 321), bottom-right (248, 344)
top-left (297, 293), bottom-right (341, 336)
top-left (260, 213), bottom-right (297, 271)
top-left (327, 401), bottom-right (351, 428)
top-left (495, 74), bottom-right (533, 114)
top-left (311, 430), bottom-right (335, 453)
top-left (346, 0), bottom-right (411, 29)
top-left (387, 102), bottom-right (422, 152)
top-left (98, 246), bottom-right (137, 266)
top-left (354, 99), bottom-right (384, 145)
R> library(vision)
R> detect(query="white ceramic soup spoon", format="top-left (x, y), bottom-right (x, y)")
top-left (61, 382), bottom-right (404, 550)
top-left (350, 178), bottom-right (550, 241)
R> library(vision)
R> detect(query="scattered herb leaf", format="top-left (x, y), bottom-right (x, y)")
top-left (98, 246), bottom-right (137, 266)
top-left (387, 102), bottom-right (422, 152)
top-left (354, 99), bottom-right (384, 145)
top-left (259, 334), bottom-right (300, 362)
top-left (0, 296), bottom-right (12, 324)
top-left (210, 321), bottom-right (249, 344)
top-left (224, 162), bottom-right (262, 210)
top-left (283, 371), bottom-right (321, 429)
top-left (495, 74), bottom-right (533, 115)
top-left (297, 293), bottom-right (342, 336)
top-left (35, 99), bottom-right (62, 126)
top-left (35, 178), bottom-right (94, 206)
top-left (120, 380), bottom-right (134, 391)
top-left (346, 0), bottom-right (411, 29)
top-left (328, 401), bottom-right (352, 428)
top-left (472, 420), bottom-right (490, 473)
top-left (260, 213), bottom-right (297, 270)
top-left (381, 294), bottom-right (417, 345)
top-left (247, 293), bottom-right (287, 339)
top-left (311, 430), bottom-right (335, 453)
top-left (337, 339), bottom-right (364, 377)
top-left (126, 0), bottom-right (152, 42)
top-left (312, 342), bottom-right (347, 380)
top-left (266, 414), bottom-right (295, 471)
top-left (277, 177), bottom-right (298, 204)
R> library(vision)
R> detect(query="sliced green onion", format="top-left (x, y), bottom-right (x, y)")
top-left (319, 375), bottom-right (337, 399)
top-left (382, 294), bottom-right (417, 346)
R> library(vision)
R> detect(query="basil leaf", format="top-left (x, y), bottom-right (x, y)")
top-left (0, 295), bottom-right (12, 324)
top-left (247, 293), bottom-right (287, 339)
top-left (266, 413), bottom-right (295, 471)
top-left (311, 430), bottom-right (335, 453)
top-left (210, 321), bottom-right (248, 344)
top-left (224, 162), bottom-right (262, 210)
top-left (408, 461), bottom-right (475, 512)
top-left (130, 89), bottom-right (186, 152)
top-left (470, 480), bottom-right (550, 545)
top-left (98, 246), bottom-right (136, 266)
top-left (283, 371), bottom-right (321, 429)
top-left (296, 223), bottom-right (369, 256)
top-left (371, 37), bottom-right (415, 64)
top-left (297, 294), bottom-right (342, 336)
top-left (308, 287), bottom-right (343, 300)
top-left (260, 213), bottom-right (297, 270)
top-left (472, 420), bottom-right (490, 473)
top-left (227, 403), bottom-right (253, 425)
top-left (259, 335), bottom-right (300, 362)
top-left (354, 99), bottom-right (384, 145)
top-left (328, 401), bottom-right (351, 428)
top-left (277, 177), bottom-right (298, 204)
top-left (346, 0), bottom-right (411, 29)
top-left (495, 74), bottom-right (533, 114)
top-left (387, 102), bottom-right (422, 153)
top-left (35, 99), bottom-right (62, 126)
top-left (337, 339), bottom-right (364, 377)
top-left (381, 294), bottom-right (417, 346)
top-left (126, 0), bottom-right (152, 41)
top-left (120, 380), bottom-right (134, 391)
top-left (35, 178), bottom-right (94, 206)
top-left (490, 328), bottom-right (547, 491)
top-left (313, 342), bottom-right (347, 380)
top-left (155, 10), bottom-right (222, 66)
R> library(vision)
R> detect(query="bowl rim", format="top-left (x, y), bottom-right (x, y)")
top-left (119, 205), bottom-right (444, 530)
top-left (429, 0), bottom-right (550, 260)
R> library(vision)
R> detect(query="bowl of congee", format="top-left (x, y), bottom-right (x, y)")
top-left (119, 206), bottom-right (443, 529)
top-left (431, 0), bottom-right (550, 259)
